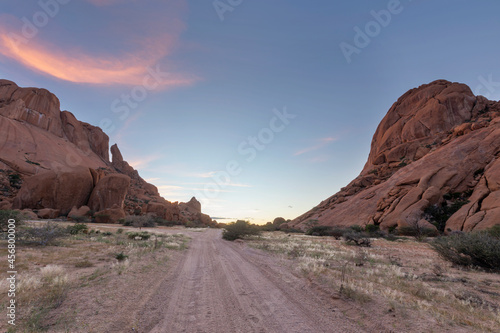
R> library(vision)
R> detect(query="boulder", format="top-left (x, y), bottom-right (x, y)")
top-left (68, 206), bottom-right (91, 219)
top-left (13, 168), bottom-right (94, 215)
top-left (37, 208), bottom-right (61, 219)
top-left (143, 201), bottom-right (180, 221)
top-left (95, 207), bottom-right (126, 224)
top-left (88, 174), bottom-right (131, 212)
top-left (18, 209), bottom-right (38, 220)
top-left (0, 200), bottom-right (12, 210)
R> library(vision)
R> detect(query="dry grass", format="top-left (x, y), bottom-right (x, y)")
top-left (248, 232), bottom-right (500, 332)
top-left (0, 223), bottom-right (190, 332)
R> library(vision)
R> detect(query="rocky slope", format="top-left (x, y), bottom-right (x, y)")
top-left (0, 79), bottom-right (213, 225)
top-left (289, 80), bottom-right (500, 232)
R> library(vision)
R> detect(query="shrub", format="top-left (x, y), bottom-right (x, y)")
top-left (431, 232), bottom-right (500, 271)
top-left (398, 226), bottom-right (439, 241)
top-left (364, 224), bottom-right (379, 233)
top-left (117, 228), bottom-right (124, 234)
top-left (306, 226), bottom-right (333, 236)
top-left (20, 222), bottom-right (67, 246)
top-left (343, 230), bottom-right (371, 247)
top-left (115, 252), bottom-right (128, 261)
top-left (0, 210), bottom-right (23, 232)
top-left (222, 220), bottom-right (260, 241)
top-left (305, 226), bottom-right (348, 239)
top-left (350, 225), bottom-right (364, 233)
top-left (486, 224), bottom-right (500, 239)
top-left (123, 215), bottom-right (156, 229)
top-left (69, 215), bottom-right (88, 223)
top-left (67, 223), bottom-right (88, 235)
top-left (127, 231), bottom-right (151, 240)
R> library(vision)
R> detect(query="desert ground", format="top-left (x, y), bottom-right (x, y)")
top-left (1, 223), bottom-right (499, 333)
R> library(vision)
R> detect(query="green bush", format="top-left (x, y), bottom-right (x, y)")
top-left (306, 226), bottom-right (348, 239)
top-left (350, 225), bottom-right (364, 233)
top-left (115, 252), bottom-right (128, 261)
top-left (486, 224), bottom-right (500, 239)
top-left (67, 223), bottom-right (88, 235)
top-left (0, 210), bottom-right (23, 232)
top-left (127, 231), bottom-right (151, 240)
top-left (364, 224), bottom-right (379, 233)
top-left (431, 232), bottom-right (500, 271)
top-left (222, 220), bottom-right (260, 241)
top-left (398, 226), bottom-right (439, 241)
top-left (116, 228), bottom-right (124, 234)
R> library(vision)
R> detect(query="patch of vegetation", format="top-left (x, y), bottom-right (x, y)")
top-left (222, 220), bottom-right (261, 241)
top-left (20, 222), bottom-right (68, 246)
top-left (127, 231), bottom-right (151, 240)
top-left (7, 173), bottom-right (22, 189)
top-left (431, 232), bottom-right (500, 272)
top-left (397, 225), bottom-right (439, 241)
top-left (306, 226), bottom-right (346, 239)
top-left (117, 228), bottom-right (124, 234)
top-left (122, 215), bottom-right (157, 229)
top-left (74, 260), bottom-right (94, 268)
top-left (69, 215), bottom-right (89, 223)
top-left (486, 224), bottom-right (500, 239)
top-left (115, 252), bottom-right (128, 261)
top-left (424, 191), bottom-right (471, 232)
top-left (343, 230), bottom-right (372, 247)
top-left (0, 209), bottom-right (23, 232)
top-left (67, 223), bottom-right (88, 235)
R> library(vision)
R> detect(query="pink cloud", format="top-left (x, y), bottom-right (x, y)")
top-left (0, 1), bottom-right (197, 88)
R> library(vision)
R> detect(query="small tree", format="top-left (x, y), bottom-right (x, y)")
top-left (222, 220), bottom-right (260, 241)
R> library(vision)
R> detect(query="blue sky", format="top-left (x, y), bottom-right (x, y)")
top-left (1, 0), bottom-right (499, 223)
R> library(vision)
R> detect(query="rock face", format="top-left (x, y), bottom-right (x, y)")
top-left (0, 80), bottom-right (212, 224)
top-left (290, 80), bottom-right (500, 232)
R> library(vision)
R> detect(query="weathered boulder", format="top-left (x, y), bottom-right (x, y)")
top-left (95, 207), bottom-right (126, 224)
top-left (143, 201), bottom-right (181, 221)
top-left (88, 174), bottom-right (131, 212)
top-left (68, 205), bottom-right (91, 219)
top-left (37, 208), bottom-right (61, 219)
top-left (12, 168), bottom-right (94, 215)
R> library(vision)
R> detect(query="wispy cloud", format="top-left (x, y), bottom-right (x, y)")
top-left (0, 1), bottom-right (197, 87)
top-left (126, 153), bottom-right (163, 170)
top-left (294, 137), bottom-right (337, 156)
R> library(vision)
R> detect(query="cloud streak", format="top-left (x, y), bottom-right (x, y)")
top-left (294, 137), bottom-right (337, 156)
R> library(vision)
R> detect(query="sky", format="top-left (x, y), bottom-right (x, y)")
top-left (1, 0), bottom-right (500, 224)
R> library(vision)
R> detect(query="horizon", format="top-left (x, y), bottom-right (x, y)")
top-left (1, 1), bottom-right (500, 224)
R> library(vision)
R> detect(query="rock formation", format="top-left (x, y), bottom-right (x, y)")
top-left (290, 80), bottom-right (500, 232)
top-left (0, 79), bottom-right (212, 224)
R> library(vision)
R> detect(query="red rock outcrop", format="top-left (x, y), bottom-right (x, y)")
top-left (0, 80), bottom-right (213, 224)
top-left (88, 174), bottom-right (131, 212)
top-left (290, 80), bottom-right (500, 232)
top-left (179, 197), bottom-right (215, 226)
top-left (12, 167), bottom-right (95, 215)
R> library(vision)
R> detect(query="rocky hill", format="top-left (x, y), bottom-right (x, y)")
top-left (289, 80), bottom-right (500, 232)
top-left (0, 79), bottom-right (213, 225)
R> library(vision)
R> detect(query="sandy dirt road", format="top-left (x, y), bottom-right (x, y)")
top-left (134, 229), bottom-right (364, 333)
